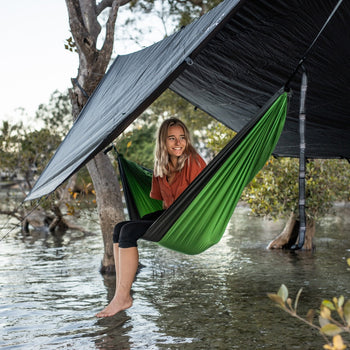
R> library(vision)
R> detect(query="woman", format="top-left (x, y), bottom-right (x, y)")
top-left (96, 118), bottom-right (206, 317)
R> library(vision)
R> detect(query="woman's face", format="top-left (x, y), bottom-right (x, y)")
top-left (166, 125), bottom-right (187, 158)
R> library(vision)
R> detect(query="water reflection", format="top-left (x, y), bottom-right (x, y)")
top-left (1, 205), bottom-right (349, 349)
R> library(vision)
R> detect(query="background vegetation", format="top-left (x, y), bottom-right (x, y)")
top-left (0, 0), bottom-right (348, 244)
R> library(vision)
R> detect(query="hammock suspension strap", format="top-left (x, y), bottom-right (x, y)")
top-left (291, 69), bottom-right (308, 250)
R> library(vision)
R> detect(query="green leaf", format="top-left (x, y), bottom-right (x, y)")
top-left (319, 316), bottom-right (330, 328)
top-left (321, 306), bottom-right (331, 320)
top-left (344, 300), bottom-right (350, 326)
top-left (322, 300), bottom-right (336, 311)
top-left (338, 296), bottom-right (344, 308)
top-left (277, 284), bottom-right (288, 302)
top-left (320, 324), bottom-right (342, 336)
top-left (294, 288), bottom-right (303, 311)
top-left (267, 293), bottom-right (286, 308)
top-left (306, 309), bottom-right (315, 324)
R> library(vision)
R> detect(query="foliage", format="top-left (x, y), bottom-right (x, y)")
top-left (64, 36), bottom-right (77, 53)
top-left (0, 91), bottom-right (72, 190)
top-left (268, 259), bottom-right (350, 349)
top-left (205, 118), bottom-right (350, 222)
top-left (118, 0), bottom-right (223, 53)
top-left (0, 90), bottom-right (94, 232)
top-left (0, 121), bottom-right (21, 177)
top-left (206, 121), bottom-right (236, 152)
top-left (35, 90), bottom-right (72, 138)
top-left (166, 0), bottom-right (223, 27)
top-left (242, 158), bottom-right (349, 221)
top-left (0, 121), bottom-right (62, 191)
top-left (128, 0), bottom-right (223, 28)
top-left (115, 115), bottom-right (158, 169)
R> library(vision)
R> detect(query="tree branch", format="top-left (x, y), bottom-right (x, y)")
top-left (79, 0), bottom-right (101, 41)
top-left (0, 209), bottom-right (22, 222)
top-left (65, 0), bottom-right (95, 57)
top-left (99, 0), bottom-right (121, 59)
top-left (96, 0), bottom-right (131, 16)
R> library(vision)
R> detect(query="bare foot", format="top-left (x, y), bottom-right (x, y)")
top-left (96, 295), bottom-right (133, 318)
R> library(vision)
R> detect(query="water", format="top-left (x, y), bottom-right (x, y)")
top-left (1, 205), bottom-right (350, 349)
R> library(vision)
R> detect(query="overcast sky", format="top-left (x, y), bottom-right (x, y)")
top-left (0, 0), bottom-right (77, 123)
top-left (0, 0), bottom-right (166, 125)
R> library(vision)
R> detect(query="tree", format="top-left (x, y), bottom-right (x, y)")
top-left (64, 0), bottom-right (222, 273)
top-left (243, 158), bottom-right (347, 250)
top-left (64, 0), bottom-right (133, 274)
top-left (129, 0), bottom-right (222, 25)
top-left (35, 90), bottom-right (73, 138)
top-left (207, 122), bottom-right (350, 250)
top-left (0, 91), bottom-right (92, 234)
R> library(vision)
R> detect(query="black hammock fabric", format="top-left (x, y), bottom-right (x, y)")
top-left (117, 91), bottom-right (287, 254)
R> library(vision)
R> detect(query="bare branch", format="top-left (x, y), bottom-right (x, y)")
top-left (0, 210), bottom-right (23, 221)
top-left (96, 0), bottom-right (131, 16)
top-left (99, 0), bottom-right (120, 60)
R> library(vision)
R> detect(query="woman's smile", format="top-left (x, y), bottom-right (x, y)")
top-left (166, 125), bottom-right (187, 158)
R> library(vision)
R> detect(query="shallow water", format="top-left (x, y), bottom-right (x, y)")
top-left (1, 205), bottom-right (350, 349)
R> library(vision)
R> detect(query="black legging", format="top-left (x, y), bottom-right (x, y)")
top-left (113, 210), bottom-right (164, 248)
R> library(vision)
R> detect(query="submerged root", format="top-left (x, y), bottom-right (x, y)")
top-left (267, 213), bottom-right (315, 250)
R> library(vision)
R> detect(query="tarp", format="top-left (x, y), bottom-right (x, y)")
top-left (26, 0), bottom-right (350, 201)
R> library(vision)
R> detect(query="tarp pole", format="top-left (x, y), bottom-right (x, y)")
top-left (291, 69), bottom-right (308, 250)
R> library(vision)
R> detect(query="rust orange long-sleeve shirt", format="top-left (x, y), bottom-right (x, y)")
top-left (150, 154), bottom-right (206, 209)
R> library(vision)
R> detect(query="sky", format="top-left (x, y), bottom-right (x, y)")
top-left (0, 0), bottom-right (78, 124)
top-left (0, 0), bottom-right (167, 126)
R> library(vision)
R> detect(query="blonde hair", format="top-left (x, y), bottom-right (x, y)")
top-left (154, 118), bottom-right (198, 177)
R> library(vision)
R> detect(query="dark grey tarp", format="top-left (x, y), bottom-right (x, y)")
top-left (26, 0), bottom-right (350, 201)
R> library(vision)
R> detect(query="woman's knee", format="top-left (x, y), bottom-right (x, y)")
top-left (113, 220), bottom-right (153, 247)
top-left (113, 221), bottom-right (129, 244)
top-left (118, 225), bottom-right (140, 248)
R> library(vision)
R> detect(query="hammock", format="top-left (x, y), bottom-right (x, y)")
top-left (117, 154), bottom-right (163, 220)
top-left (117, 90), bottom-right (288, 255)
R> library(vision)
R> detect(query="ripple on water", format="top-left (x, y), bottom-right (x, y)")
top-left (1, 206), bottom-right (350, 349)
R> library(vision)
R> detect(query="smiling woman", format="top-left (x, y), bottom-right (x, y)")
top-left (95, 117), bottom-right (206, 318)
top-left (152, 118), bottom-right (206, 209)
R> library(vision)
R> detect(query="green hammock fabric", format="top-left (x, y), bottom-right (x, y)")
top-left (158, 92), bottom-right (287, 254)
top-left (118, 155), bottom-right (163, 218)
top-left (116, 92), bottom-right (288, 255)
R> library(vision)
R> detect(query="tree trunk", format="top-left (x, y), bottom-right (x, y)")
top-left (70, 87), bottom-right (125, 274)
top-left (86, 152), bottom-right (125, 274)
top-left (267, 212), bottom-right (315, 250)
top-left (64, 0), bottom-right (129, 274)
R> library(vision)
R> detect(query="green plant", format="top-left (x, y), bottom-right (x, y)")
top-left (268, 259), bottom-right (350, 349)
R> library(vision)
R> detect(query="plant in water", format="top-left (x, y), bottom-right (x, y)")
top-left (268, 259), bottom-right (350, 349)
